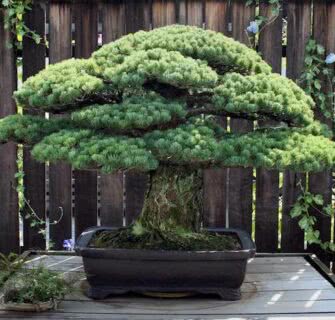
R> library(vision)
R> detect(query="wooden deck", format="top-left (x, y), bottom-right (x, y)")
top-left (1, 254), bottom-right (335, 319)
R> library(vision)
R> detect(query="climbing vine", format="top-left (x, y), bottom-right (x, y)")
top-left (245, 0), bottom-right (282, 49)
top-left (298, 38), bottom-right (335, 121)
top-left (290, 182), bottom-right (335, 253)
top-left (1, 0), bottom-right (41, 49)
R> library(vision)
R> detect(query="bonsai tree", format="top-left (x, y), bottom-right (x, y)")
top-left (1, 25), bottom-right (335, 250)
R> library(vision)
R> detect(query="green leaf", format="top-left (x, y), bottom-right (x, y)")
top-left (290, 205), bottom-right (302, 218)
top-left (313, 194), bottom-right (324, 206)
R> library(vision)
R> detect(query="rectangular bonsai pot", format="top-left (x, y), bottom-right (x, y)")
top-left (75, 227), bottom-right (255, 300)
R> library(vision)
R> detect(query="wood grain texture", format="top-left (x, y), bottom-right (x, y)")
top-left (22, 3), bottom-right (47, 250)
top-left (102, 0), bottom-right (125, 44)
top-left (152, 0), bottom-right (176, 28)
top-left (8, 255), bottom-right (335, 318)
top-left (125, 0), bottom-right (151, 33)
top-left (73, 1), bottom-right (98, 237)
top-left (100, 1), bottom-right (126, 227)
top-left (205, 0), bottom-right (230, 34)
top-left (228, 0), bottom-right (254, 233)
top-left (255, 2), bottom-right (282, 252)
top-left (124, 1), bottom-right (150, 225)
top-left (0, 9), bottom-right (19, 254)
top-left (281, 0), bottom-right (311, 253)
top-left (308, 0), bottom-right (334, 265)
top-left (203, 2), bottom-right (229, 228)
top-left (185, 0), bottom-right (204, 27)
top-left (48, 2), bottom-right (73, 249)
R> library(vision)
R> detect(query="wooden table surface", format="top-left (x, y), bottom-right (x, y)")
top-left (1, 254), bottom-right (335, 319)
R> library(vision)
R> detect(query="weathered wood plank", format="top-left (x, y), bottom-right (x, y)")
top-left (22, 2), bottom-right (46, 251)
top-left (73, 1), bottom-right (99, 237)
top-left (0, 9), bottom-right (19, 254)
top-left (203, 1), bottom-right (229, 228)
top-left (48, 1), bottom-right (73, 249)
top-left (100, 173), bottom-right (124, 227)
top-left (205, 0), bottom-right (230, 34)
top-left (282, 0), bottom-right (311, 253)
top-left (308, 0), bottom-right (333, 265)
top-left (152, 0), bottom-right (176, 28)
top-left (125, 0), bottom-right (151, 33)
top-left (255, 2), bottom-right (282, 252)
top-left (100, 0), bottom-right (126, 227)
top-left (228, 0), bottom-right (254, 233)
top-left (102, 0), bottom-right (125, 44)
top-left (1, 313), bottom-right (335, 320)
top-left (185, 0), bottom-right (203, 27)
top-left (26, 295), bottom-right (335, 315)
top-left (123, 1), bottom-right (151, 225)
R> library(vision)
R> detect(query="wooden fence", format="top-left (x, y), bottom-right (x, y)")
top-left (0, 0), bottom-right (334, 266)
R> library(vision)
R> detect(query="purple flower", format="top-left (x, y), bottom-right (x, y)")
top-left (325, 53), bottom-right (335, 64)
top-left (247, 21), bottom-right (259, 34)
top-left (63, 239), bottom-right (74, 251)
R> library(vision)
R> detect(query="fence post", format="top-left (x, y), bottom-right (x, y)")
top-left (228, 0), bottom-right (254, 234)
top-left (255, 2), bottom-right (282, 252)
top-left (22, 2), bottom-right (47, 250)
top-left (281, 0), bottom-right (311, 253)
top-left (100, 0), bottom-right (126, 227)
top-left (48, 1), bottom-right (73, 249)
top-left (73, 1), bottom-right (99, 238)
top-left (0, 9), bottom-right (19, 254)
top-left (203, 0), bottom-right (230, 228)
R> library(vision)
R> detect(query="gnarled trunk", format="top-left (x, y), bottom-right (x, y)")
top-left (137, 166), bottom-right (203, 233)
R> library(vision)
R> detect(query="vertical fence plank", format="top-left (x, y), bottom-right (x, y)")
top-left (124, 0), bottom-right (151, 225)
top-left (125, 0), bottom-right (151, 34)
top-left (73, 1), bottom-right (98, 238)
top-left (228, 0), bottom-right (254, 234)
top-left (0, 9), bottom-right (19, 254)
top-left (186, 0), bottom-right (204, 27)
top-left (308, 0), bottom-right (334, 265)
top-left (281, 0), bottom-right (311, 252)
top-left (152, 0), bottom-right (176, 28)
top-left (255, 2), bottom-right (282, 252)
top-left (100, 0), bottom-right (126, 227)
top-left (203, 0), bottom-right (229, 228)
top-left (22, 3), bottom-right (46, 250)
top-left (48, 1), bottom-right (73, 249)
top-left (177, 0), bottom-right (186, 24)
top-left (102, 0), bottom-right (125, 44)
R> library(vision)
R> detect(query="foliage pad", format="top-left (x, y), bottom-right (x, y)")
top-left (2, 25), bottom-right (335, 173)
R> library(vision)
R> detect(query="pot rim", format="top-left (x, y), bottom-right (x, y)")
top-left (76, 226), bottom-right (256, 260)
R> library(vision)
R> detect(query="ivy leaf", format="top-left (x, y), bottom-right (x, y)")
top-left (290, 205), bottom-right (302, 218)
top-left (313, 194), bottom-right (324, 206)
top-left (298, 216), bottom-right (309, 230)
top-left (313, 81), bottom-right (321, 90)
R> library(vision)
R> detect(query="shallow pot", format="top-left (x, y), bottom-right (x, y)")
top-left (1, 300), bottom-right (58, 312)
top-left (75, 227), bottom-right (256, 301)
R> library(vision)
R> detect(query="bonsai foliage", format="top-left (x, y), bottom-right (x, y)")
top-left (1, 25), bottom-right (335, 247)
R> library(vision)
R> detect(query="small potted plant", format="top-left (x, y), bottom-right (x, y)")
top-left (1, 264), bottom-right (73, 312)
top-left (1, 25), bottom-right (335, 300)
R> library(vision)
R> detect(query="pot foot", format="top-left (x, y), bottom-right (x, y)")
top-left (87, 287), bottom-right (128, 300)
top-left (217, 288), bottom-right (241, 301)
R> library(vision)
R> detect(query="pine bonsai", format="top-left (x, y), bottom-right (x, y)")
top-left (1, 25), bottom-right (335, 250)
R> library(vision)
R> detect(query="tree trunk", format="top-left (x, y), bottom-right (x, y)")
top-left (137, 166), bottom-right (203, 232)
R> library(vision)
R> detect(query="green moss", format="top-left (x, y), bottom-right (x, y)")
top-left (90, 227), bottom-right (241, 251)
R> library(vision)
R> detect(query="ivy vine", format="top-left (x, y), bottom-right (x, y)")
top-left (298, 38), bottom-right (335, 121)
top-left (290, 182), bottom-right (335, 253)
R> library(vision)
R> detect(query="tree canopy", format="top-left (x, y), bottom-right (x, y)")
top-left (1, 25), bottom-right (335, 173)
